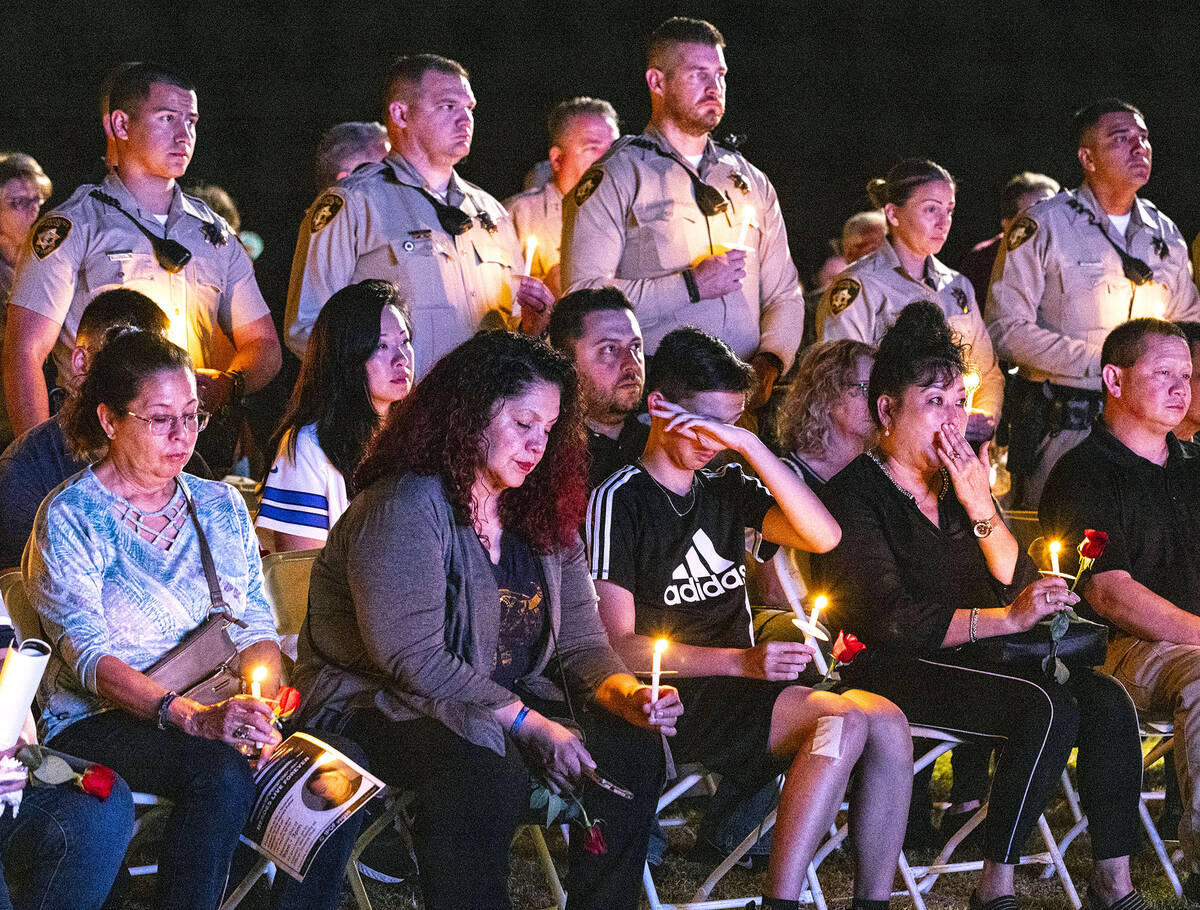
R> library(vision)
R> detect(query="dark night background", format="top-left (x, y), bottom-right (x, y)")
top-left (3, 1), bottom-right (1198, 341)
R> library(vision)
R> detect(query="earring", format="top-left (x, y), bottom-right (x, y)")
top-left (883, 426), bottom-right (890, 437)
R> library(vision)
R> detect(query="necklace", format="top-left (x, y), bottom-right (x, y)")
top-left (868, 450), bottom-right (948, 504)
top-left (637, 459), bottom-right (697, 517)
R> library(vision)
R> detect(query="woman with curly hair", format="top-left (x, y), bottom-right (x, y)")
top-left (257, 279), bottom-right (413, 552)
top-left (777, 339), bottom-right (876, 490)
top-left (291, 331), bottom-right (682, 910)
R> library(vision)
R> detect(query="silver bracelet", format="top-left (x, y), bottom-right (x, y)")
top-left (969, 607), bottom-right (980, 644)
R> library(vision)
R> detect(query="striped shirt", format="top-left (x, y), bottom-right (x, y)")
top-left (256, 425), bottom-right (348, 542)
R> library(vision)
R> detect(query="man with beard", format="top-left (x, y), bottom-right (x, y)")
top-left (548, 287), bottom-right (648, 489)
top-left (987, 99), bottom-right (1200, 508)
top-left (561, 17), bottom-right (804, 411)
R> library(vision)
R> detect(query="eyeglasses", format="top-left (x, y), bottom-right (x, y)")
top-left (846, 381), bottom-right (870, 397)
top-left (125, 409), bottom-right (210, 435)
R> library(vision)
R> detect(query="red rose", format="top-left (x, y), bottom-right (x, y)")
top-left (1079, 530), bottom-right (1108, 561)
top-left (831, 630), bottom-right (865, 664)
top-left (79, 765), bottom-right (116, 800)
top-left (580, 820), bottom-right (607, 856)
top-left (275, 686), bottom-right (301, 719)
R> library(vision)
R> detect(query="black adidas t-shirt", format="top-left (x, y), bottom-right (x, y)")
top-left (586, 462), bottom-right (776, 649)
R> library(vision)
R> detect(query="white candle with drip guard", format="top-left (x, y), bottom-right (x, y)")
top-left (1049, 540), bottom-right (1062, 577)
top-left (650, 638), bottom-right (668, 703)
top-left (522, 236), bottom-right (538, 277)
top-left (250, 665), bottom-right (267, 699)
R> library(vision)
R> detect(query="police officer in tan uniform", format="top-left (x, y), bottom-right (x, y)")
top-left (505, 98), bottom-right (619, 299)
top-left (987, 98), bottom-right (1200, 509)
top-left (4, 63), bottom-right (281, 440)
top-left (819, 160), bottom-right (1002, 442)
top-left (561, 17), bottom-right (804, 408)
top-left (286, 54), bottom-right (554, 377)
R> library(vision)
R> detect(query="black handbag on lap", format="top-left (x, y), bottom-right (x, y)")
top-left (976, 617), bottom-right (1108, 670)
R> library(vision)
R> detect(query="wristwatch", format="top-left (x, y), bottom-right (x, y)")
top-left (972, 510), bottom-right (998, 539)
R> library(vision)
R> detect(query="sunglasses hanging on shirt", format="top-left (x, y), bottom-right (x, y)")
top-left (414, 186), bottom-right (474, 236)
top-left (1065, 198), bottom-right (1155, 286)
top-left (88, 190), bottom-right (193, 273)
top-left (629, 137), bottom-right (729, 217)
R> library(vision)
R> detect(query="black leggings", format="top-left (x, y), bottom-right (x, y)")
top-left (849, 659), bottom-right (1142, 863)
top-left (339, 700), bottom-right (663, 910)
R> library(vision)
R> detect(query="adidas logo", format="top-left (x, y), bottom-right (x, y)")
top-left (664, 528), bottom-right (746, 606)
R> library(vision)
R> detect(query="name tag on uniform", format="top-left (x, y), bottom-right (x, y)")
top-left (1076, 260), bottom-right (1103, 267)
top-left (106, 250), bottom-right (134, 262)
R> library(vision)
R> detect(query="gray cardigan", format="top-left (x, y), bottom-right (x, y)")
top-left (293, 472), bottom-right (630, 755)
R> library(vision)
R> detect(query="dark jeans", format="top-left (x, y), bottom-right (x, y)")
top-left (0, 776), bottom-right (134, 910)
top-left (339, 699), bottom-right (664, 910)
top-left (52, 712), bottom-right (259, 910)
top-left (849, 658), bottom-right (1142, 863)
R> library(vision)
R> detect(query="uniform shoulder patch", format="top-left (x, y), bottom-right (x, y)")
top-left (31, 215), bottom-right (72, 260)
top-left (1006, 214), bottom-right (1038, 251)
top-left (573, 168), bottom-right (604, 207)
top-left (827, 277), bottom-right (862, 315)
top-left (309, 193), bottom-right (344, 232)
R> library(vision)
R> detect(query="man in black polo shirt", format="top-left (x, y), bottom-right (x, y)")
top-left (1041, 317), bottom-right (1200, 894)
top-left (548, 287), bottom-right (649, 488)
top-left (587, 327), bottom-right (911, 910)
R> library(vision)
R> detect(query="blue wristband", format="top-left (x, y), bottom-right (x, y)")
top-left (510, 705), bottom-right (531, 735)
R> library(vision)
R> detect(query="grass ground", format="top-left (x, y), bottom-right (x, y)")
top-left (118, 748), bottom-right (1192, 909)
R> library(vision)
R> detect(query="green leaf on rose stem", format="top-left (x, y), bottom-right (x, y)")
top-left (811, 679), bottom-right (837, 692)
top-left (529, 786), bottom-right (549, 810)
top-left (546, 793), bottom-right (567, 827)
top-left (1050, 611), bottom-right (1070, 640)
top-left (31, 754), bottom-right (75, 786)
top-left (1053, 657), bottom-right (1070, 685)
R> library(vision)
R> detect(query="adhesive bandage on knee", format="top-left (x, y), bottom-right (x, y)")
top-left (810, 714), bottom-right (843, 758)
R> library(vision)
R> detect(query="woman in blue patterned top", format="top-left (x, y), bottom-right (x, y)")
top-left (23, 330), bottom-right (349, 910)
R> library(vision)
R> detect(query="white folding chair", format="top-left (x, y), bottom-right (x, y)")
top-left (772, 548), bottom-right (1082, 909)
top-left (1050, 722), bottom-right (1182, 897)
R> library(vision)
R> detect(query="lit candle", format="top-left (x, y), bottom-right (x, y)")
top-left (1049, 540), bottom-right (1062, 577)
top-left (522, 236), bottom-right (538, 277)
top-left (250, 665), bottom-right (267, 700)
top-left (809, 594), bottom-right (828, 630)
top-left (963, 370), bottom-right (981, 413)
top-left (734, 205), bottom-right (755, 248)
top-left (650, 638), bottom-right (668, 703)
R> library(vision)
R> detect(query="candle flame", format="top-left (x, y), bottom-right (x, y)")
top-left (252, 666), bottom-right (267, 683)
top-left (963, 371), bottom-right (980, 392)
top-left (813, 595), bottom-right (828, 612)
top-left (1049, 540), bottom-right (1061, 555)
top-left (654, 638), bottom-right (669, 655)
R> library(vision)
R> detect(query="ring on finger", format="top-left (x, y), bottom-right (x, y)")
top-left (232, 723), bottom-right (251, 740)
top-left (1045, 591), bottom-right (1052, 604)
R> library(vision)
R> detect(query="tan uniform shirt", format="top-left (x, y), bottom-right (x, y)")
top-left (817, 239), bottom-right (1004, 418)
top-left (503, 181), bottom-right (562, 284)
top-left (561, 125), bottom-right (804, 371)
top-left (987, 185), bottom-right (1200, 390)
top-left (286, 153), bottom-right (522, 378)
top-left (8, 173), bottom-right (266, 382)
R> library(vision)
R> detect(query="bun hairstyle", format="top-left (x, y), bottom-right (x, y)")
top-left (866, 159), bottom-right (955, 210)
top-left (868, 300), bottom-right (967, 426)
